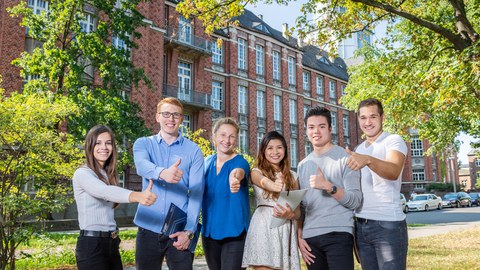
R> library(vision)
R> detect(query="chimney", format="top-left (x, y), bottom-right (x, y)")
top-left (282, 23), bottom-right (289, 39)
top-left (257, 14), bottom-right (263, 20)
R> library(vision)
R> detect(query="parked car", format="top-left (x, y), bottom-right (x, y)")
top-left (400, 193), bottom-right (408, 213)
top-left (468, 193), bottom-right (480, 206)
top-left (406, 194), bottom-right (442, 211)
top-left (442, 192), bottom-right (472, 208)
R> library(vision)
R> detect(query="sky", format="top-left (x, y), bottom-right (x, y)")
top-left (245, 1), bottom-right (476, 165)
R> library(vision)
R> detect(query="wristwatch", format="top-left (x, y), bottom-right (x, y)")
top-left (184, 230), bottom-right (194, 240)
top-left (329, 185), bottom-right (337, 195)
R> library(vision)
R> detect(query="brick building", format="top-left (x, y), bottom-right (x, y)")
top-left (0, 0), bottom-right (457, 197)
top-left (467, 150), bottom-right (480, 191)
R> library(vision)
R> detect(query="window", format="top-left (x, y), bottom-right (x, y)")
top-left (316, 75), bottom-right (324, 100)
top-left (257, 90), bottom-right (265, 118)
top-left (239, 129), bottom-right (248, 153)
top-left (273, 51), bottom-right (281, 81)
top-left (414, 184), bottom-right (425, 189)
top-left (212, 43), bottom-right (223, 65)
top-left (304, 105), bottom-right (310, 117)
top-left (28, 0), bottom-right (48, 15)
top-left (238, 38), bottom-right (247, 70)
top-left (79, 13), bottom-right (95, 33)
top-left (413, 169), bottom-right (425, 181)
top-left (305, 142), bottom-right (313, 156)
top-left (343, 115), bottom-right (350, 146)
top-left (475, 159), bottom-right (480, 167)
top-left (257, 132), bottom-right (265, 150)
top-left (238, 86), bottom-right (248, 114)
top-left (211, 81), bottom-right (223, 110)
top-left (357, 30), bottom-right (371, 49)
top-left (289, 99), bottom-right (297, 124)
top-left (290, 138), bottom-right (298, 168)
top-left (256, 45), bottom-right (264, 75)
top-left (303, 71), bottom-right (310, 91)
top-left (288, 56), bottom-right (296, 85)
top-left (178, 62), bottom-right (192, 101)
top-left (331, 111), bottom-right (337, 144)
top-left (180, 114), bottom-right (191, 134)
top-left (179, 16), bottom-right (192, 44)
top-left (118, 172), bottom-right (125, 188)
top-left (329, 81), bottom-right (337, 102)
top-left (341, 84), bottom-right (347, 96)
top-left (273, 95), bottom-right (282, 121)
top-left (113, 33), bottom-right (130, 52)
top-left (411, 135), bottom-right (424, 157)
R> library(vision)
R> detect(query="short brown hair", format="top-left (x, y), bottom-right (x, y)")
top-left (358, 98), bottom-right (384, 116)
top-left (157, 97), bottom-right (183, 113)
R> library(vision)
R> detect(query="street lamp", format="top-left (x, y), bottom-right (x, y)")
top-left (447, 145), bottom-right (457, 193)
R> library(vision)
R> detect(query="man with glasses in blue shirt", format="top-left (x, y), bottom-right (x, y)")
top-left (133, 97), bottom-right (205, 270)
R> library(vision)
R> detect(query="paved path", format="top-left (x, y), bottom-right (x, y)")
top-left (125, 222), bottom-right (480, 269)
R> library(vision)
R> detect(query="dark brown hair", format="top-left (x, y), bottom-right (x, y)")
top-left (357, 98), bottom-right (384, 116)
top-left (84, 125), bottom-right (119, 186)
top-left (254, 131), bottom-right (295, 199)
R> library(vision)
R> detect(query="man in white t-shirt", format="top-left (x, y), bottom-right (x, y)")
top-left (346, 98), bottom-right (408, 270)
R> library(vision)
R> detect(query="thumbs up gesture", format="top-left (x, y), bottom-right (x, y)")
top-left (309, 167), bottom-right (329, 190)
top-left (229, 168), bottom-right (243, 193)
top-left (132, 179), bottom-right (158, 206)
top-left (160, 159), bottom-right (183, 183)
top-left (346, 147), bottom-right (369, 170)
top-left (272, 172), bottom-right (284, 193)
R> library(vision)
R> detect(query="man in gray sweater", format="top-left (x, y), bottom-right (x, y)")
top-left (297, 106), bottom-right (362, 270)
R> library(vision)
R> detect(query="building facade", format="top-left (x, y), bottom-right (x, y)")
top-left (0, 0), bottom-right (457, 197)
top-left (468, 150), bottom-right (480, 191)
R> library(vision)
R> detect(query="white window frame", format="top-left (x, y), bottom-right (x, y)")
top-left (212, 81), bottom-right (223, 110)
top-left (288, 57), bottom-right (296, 85)
top-left (28, 0), bottom-right (48, 14)
top-left (273, 50), bottom-right (281, 81)
top-left (257, 131), bottom-right (265, 150)
top-left (329, 80), bottom-right (337, 101)
top-left (303, 71), bottom-right (310, 91)
top-left (257, 90), bottom-right (266, 118)
top-left (256, 45), bottom-right (264, 75)
top-left (305, 141), bottom-right (313, 156)
top-left (475, 159), bottom-right (480, 167)
top-left (179, 16), bottom-right (192, 44)
top-left (413, 168), bottom-right (426, 181)
top-left (80, 13), bottom-right (95, 33)
top-left (331, 111), bottom-right (337, 135)
top-left (238, 86), bottom-right (248, 114)
top-left (290, 138), bottom-right (298, 168)
top-left (289, 99), bottom-right (297, 124)
top-left (316, 75), bottom-right (324, 98)
top-left (411, 135), bottom-right (424, 157)
top-left (180, 114), bottom-right (191, 134)
top-left (239, 129), bottom-right (248, 153)
top-left (238, 38), bottom-right (247, 70)
top-left (273, 95), bottom-right (282, 121)
top-left (212, 43), bottom-right (223, 65)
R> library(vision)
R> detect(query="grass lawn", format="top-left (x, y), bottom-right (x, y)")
top-left (14, 226), bottom-right (480, 269)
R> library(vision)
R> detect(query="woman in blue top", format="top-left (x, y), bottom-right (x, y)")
top-left (202, 117), bottom-right (251, 270)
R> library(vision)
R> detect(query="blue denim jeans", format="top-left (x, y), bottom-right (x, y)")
top-left (305, 231), bottom-right (354, 270)
top-left (135, 227), bottom-right (194, 270)
top-left (355, 218), bottom-right (408, 270)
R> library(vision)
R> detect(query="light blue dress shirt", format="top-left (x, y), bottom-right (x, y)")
top-left (133, 132), bottom-right (205, 233)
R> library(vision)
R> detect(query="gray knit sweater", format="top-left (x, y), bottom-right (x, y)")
top-left (298, 145), bottom-right (362, 238)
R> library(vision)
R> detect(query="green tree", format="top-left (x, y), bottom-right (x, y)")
top-left (177, 0), bottom-right (480, 153)
top-left (0, 85), bottom-right (83, 269)
top-left (8, 0), bottom-right (151, 158)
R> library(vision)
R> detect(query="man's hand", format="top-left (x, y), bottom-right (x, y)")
top-left (160, 159), bottom-right (183, 183)
top-left (309, 167), bottom-right (332, 191)
top-left (272, 172), bottom-right (284, 193)
top-left (229, 168), bottom-right (242, 193)
top-left (170, 230), bottom-right (191, 251)
top-left (346, 147), bottom-right (370, 170)
top-left (298, 237), bottom-right (315, 265)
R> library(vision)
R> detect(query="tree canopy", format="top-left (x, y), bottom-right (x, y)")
top-left (178, 0), bottom-right (480, 153)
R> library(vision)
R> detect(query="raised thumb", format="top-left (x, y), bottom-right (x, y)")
top-left (147, 179), bottom-right (154, 191)
top-left (173, 159), bottom-right (181, 167)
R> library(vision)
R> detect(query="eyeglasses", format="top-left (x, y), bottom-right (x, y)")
top-left (159, 111), bottom-right (183, 119)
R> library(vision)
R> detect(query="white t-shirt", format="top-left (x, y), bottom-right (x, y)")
top-left (355, 132), bottom-right (407, 221)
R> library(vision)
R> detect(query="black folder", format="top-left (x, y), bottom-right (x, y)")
top-left (161, 203), bottom-right (201, 253)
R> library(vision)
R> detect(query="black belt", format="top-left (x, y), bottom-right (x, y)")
top-left (80, 229), bottom-right (119, 239)
top-left (355, 217), bottom-right (374, 224)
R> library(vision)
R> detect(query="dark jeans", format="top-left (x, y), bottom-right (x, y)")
top-left (305, 232), bottom-right (354, 270)
top-left (355, 219), bottom-right (408, 270)
top-left (135, 227), bottom-right (194, 270)
top-left (202, 231), bottom-right (246, 270)
top-left (75, 235), bottom-right (122, 270)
